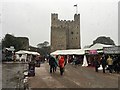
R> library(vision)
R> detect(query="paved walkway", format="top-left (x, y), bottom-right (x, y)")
top-left (28, 62), bottom-right (120, 88)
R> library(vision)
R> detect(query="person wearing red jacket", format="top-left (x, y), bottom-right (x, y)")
top-left (58, 56), bottom-right (65, 75)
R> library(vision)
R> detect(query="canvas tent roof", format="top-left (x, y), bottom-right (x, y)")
top-left (84, 43), bottom-right (114, 50)
top-left (16, 50), bottom-right (40, 55)
top-left (50, 49), bottom-right (85, 55)
top-left (50, 44), bottom-right (114, 55)
top-left (84, 43), bottom-right (114, 54)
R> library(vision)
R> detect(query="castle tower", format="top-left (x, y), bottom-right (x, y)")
top-left (51, 13), bottom-right (58, 27)
top-left (51, 13), bottom-right (81, 52)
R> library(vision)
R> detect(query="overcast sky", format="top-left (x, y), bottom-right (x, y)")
top-left (1, 0), bottom-right (119, 48)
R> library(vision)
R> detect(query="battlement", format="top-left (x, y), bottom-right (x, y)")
top-left (51, 13), bottom-right (58, 15)
top-left (74, 14), bottom-right (80, 16)
top-left (58, 19), bottom-right (74, 24)
top-left (58, 19), bottom-right (74, 23)
top-left (51, 13), bottom-right (58, 20)
top-left (51, 13), bottom-right (76, 23)
top-left (74, 14), bottom-right (80, 22)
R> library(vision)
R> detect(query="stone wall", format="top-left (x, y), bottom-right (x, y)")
top-left (51, 26), bottom-right (67, 52)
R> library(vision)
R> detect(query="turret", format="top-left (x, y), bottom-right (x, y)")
top-left (74, 14), bottom-right (80, 24)
top-left (51, 13), bottom-right (58, 26)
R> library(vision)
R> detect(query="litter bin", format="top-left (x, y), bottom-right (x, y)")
top-left (28, 61), bottom-right (35, 76)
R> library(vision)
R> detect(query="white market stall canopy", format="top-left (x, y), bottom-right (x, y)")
top-left (16, 50), bottom-right (40, 55)
top-left (86, 43), bottom-right (114, 50)
top-left (84, 43), bottom-right (114, 53)
top-left (50, 49), bottom-right (85, 55)
top-left (50, 44), bottom-right (114, 55)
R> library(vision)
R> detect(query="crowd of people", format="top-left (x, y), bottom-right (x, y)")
top-left (48, 55), bottom-right (84, 76)
top-left (28, 54), bottom-right (120, 76)
top-left (94, 54), bottom-right (120, 74)
top-left (48, 54), bottom-right (120, 76)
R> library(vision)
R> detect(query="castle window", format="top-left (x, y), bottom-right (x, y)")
top-left (72, 38), bottom-right (73, 39)
top-left (71, 32), bottom-right (73, 34)
top-left (77, 32), bottom-right (78, 34)
top-left (76, 37), bottom-right (77, 39)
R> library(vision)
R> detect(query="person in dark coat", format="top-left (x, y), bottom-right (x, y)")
top-left (94, 57), bottom-right (100, 72)
top-left (116, 56), bottom-right (120, 73)
top-left (49, 55), bottom-right (57, 73)
top-left (101, 55), bottom-right (107, 73)
top-left (113, 56), bottom-right (120, 73)
top-left (64, 56), bottom-right (67, 66)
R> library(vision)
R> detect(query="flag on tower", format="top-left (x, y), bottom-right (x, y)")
top-left (74, 4), bottom-right (77, 7)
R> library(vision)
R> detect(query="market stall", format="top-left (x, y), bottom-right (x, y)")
top-left (85, 43), bottom-right (114, 66)
top-left (50, 49), bottom-right (85, 64)
top-left (15, 50), bottom-right (40, 62)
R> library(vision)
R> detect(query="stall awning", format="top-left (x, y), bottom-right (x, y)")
top-left (16, 50), bottom-right (40, 55)
top-left (103, 46), bottom-right (120, 54)
top-left (50, 49), bottom-right (85, 55)
top-left (84, 43), bottom-right (114, 54)
top-left (88, 43), bottom-right (113, 50)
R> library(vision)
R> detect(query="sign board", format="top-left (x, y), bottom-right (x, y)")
top-left (89, 50), bottom-right (98, 54)
top-left (103, 46), bottom-right (120, 54)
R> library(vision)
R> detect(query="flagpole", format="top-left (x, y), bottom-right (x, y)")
top-left (76, 5), bottom-right (78, 14)
top-left (74, 4), bottom-right (78, 14)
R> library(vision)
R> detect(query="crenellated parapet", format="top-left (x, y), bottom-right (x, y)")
top-left (51, 13), bottom-right (76, 28)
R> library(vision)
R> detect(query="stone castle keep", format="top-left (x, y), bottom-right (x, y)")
top-left (51, 13), bottom-right (81, 52)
